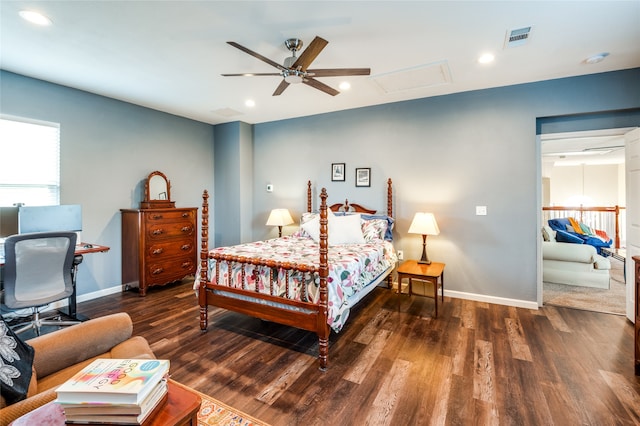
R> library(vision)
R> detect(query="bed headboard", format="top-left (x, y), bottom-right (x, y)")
top-left (306, 178), bottom-right (393, 217)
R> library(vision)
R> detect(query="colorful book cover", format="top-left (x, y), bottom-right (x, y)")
top-left (56, 359), bottom-right (169, 405)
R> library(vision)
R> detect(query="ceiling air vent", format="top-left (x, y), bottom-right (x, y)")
top-left (504, 26), bottom-right (532, 48)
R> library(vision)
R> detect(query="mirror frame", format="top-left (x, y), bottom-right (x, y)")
top-left (141, 171), bottom-right (175, 209)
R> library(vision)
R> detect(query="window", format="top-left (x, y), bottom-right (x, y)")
top-left (0, 116), bottom-right (60, 207)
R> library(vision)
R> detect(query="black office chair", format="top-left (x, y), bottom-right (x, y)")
top-left (1, 231), bottom-right (81, 335)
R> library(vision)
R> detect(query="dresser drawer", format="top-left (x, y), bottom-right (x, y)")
top-left (145, 221), bottom-right (195, 241)
top-left (147, 240), bottom-right (196, 259)
top-left (143, 210), bottom-right (195, 223)
top-left (145, 256), bottom-right (196, 284)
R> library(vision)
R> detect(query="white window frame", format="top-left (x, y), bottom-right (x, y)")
top-left (0, 115), bottom-right (61, 207)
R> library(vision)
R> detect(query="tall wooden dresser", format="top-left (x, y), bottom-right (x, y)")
top-left (121, 208), bottom-right (197, 296)
top-left (634, 255), bottom-right (640, 376)
top-left (121, 171), bottom-right (197, 296)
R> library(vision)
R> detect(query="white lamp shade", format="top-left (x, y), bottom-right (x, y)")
top-left (266, 209), bottom-right (294, 227)
top-left (408, 212), bottom-right (440, 236)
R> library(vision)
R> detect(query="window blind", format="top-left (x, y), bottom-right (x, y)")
top-left (0, 116), bottom-right (60, 206)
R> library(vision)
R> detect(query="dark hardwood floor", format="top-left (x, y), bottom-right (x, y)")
top-left (76, 280), bottom-right (640, 425)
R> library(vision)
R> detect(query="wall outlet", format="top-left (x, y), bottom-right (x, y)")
top-left (266, 184), bottom-right (273, 192)
top-left (476, 205), bottom-right (487, 215)
top-left (397, 250), bottom-right (404, 260)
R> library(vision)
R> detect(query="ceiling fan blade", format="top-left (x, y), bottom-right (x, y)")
top-left (227, 41), bottom-right (285, 71)
top-left (307, 68), bottom-right (371, 77)
top-left (221, 73), bottom-right (282, 77)
top-left (302, 77), bottom-right (339, 96)
top-left (292, 36), bottom-right (328, 71)
top-left (272, 79), bottom-right (290, 96)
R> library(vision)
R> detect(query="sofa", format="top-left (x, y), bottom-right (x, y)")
top-left (542, 225), bottom-right (611, 289)
top-left (0, 313), bottom-right (155, 426)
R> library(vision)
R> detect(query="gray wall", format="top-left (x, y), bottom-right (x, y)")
top-left (1, 71), bottom-right (214, 296)
top-left (251, 69), bottom-right (640, 304)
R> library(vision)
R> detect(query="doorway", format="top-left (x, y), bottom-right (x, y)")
top-left (540, 128), bottom-right (629, 315)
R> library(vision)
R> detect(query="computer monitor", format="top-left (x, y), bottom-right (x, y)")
top-left (17, 205), bottom-right (82, 234)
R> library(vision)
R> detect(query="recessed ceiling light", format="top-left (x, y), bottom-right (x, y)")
top-left (19, 10), bottom-right (52, 26)
top-left (585, 52), bottom-right (609, 64)
top-left (339, 82), bottom-right (351, 91)
top-left (478, 53), bottom-right (495, 64)
top-left (245, 99), bottom-right (255, 107)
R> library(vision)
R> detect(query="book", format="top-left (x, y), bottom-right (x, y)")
top-left (56, 358), bottom-right (170, 405)
top-left (64, 390), bottom-right (168, 425)
top-left (61, 379), bottom-right (167, 416)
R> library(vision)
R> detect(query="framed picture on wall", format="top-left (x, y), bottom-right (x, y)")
top-left (355, 168), bottom-right (371, 187)
top-left (331, 163), bottom-right (345, 181)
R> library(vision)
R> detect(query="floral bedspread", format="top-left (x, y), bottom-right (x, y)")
top-left (195, 236), bottom-right (396, 332)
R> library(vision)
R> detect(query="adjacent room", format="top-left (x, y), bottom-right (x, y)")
top-left (1, 1), bottom-right (640, 425)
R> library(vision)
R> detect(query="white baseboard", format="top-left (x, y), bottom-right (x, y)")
top-left (444, 289), bottom-right (539, 310)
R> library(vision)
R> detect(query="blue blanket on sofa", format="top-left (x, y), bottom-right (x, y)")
top-left (547, 218), bottom-right (612, 254)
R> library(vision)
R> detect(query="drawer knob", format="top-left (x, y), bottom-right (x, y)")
top-left (182, 213), bottom-right (188, 218)
top-left (152, 248), bottom-right (164, 255)
top-left (152, 267), bottom-right (164, 275)
top-left (181, 226), bottom-right (191, 233)
top-left (152, 214), bottom-right (163, 219)
top-left (181, 244), bottom-right (191, 251)
top-left (181, 262), bottom-right (192, 269)
top-left (152, 229), bottom-right (164, 235)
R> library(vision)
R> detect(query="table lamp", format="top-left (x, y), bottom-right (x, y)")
top-left (266, 208), bottom-right (294, 237)
top-left (408, 212), bottom-right (440, 264)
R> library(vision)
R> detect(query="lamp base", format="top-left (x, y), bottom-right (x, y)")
top-left (417, 259), bottom-right (432, 265)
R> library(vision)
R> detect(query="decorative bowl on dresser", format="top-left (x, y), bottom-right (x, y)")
top-left (121, 171), bottom-right (197, 296)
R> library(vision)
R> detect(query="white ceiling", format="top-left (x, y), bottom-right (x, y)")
top-left (2, 1), bottom-right (639, 128)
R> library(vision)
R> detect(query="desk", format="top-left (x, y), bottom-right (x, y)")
top-left (1, 242), bottom-right (109, 321)
top-left (396, 260), bottom-right (445, 317)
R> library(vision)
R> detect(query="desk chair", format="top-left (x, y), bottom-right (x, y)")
top-left (1, 232), bottom-right (81, 335)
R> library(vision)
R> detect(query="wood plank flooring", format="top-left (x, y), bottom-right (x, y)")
top-left (77, 280), bottom-right (640, 425)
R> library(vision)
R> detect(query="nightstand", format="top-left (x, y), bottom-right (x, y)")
top-left (396, 260), bottom-right (445, 317)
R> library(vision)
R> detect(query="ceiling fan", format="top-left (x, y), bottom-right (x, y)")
top-left (221, 36), bottom-right (371, 96)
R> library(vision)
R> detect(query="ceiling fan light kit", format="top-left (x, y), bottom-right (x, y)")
top-left (223, 36), bottom-right (371, 96)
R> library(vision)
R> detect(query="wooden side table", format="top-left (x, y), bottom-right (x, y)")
top-left (396, 260), bottom-right (445, 317)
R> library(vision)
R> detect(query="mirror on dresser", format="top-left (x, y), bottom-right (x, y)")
top-left (141, 170), bottom-right (175, 209)
top-left (121, 171), bottom-right (197, 296)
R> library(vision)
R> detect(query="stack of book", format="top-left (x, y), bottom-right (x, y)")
top-left (56, 358), bottom-right (170, 425)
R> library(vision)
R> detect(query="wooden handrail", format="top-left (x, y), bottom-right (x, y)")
top-left (542, 205), bottom-right (625, 249)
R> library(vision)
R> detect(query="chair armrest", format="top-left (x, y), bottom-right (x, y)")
top-left (27, 313), bottom-right (133, 378)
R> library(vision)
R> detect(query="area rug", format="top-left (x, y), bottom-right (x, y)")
top-left (543, 258), bottom-right (626, 315)
top-left (195, 389), bottom-right (270, 426)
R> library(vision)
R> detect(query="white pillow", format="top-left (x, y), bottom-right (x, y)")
top-left (300, 215), bottom-right (320, 241)
top-left (299, 211), bottom-right (365, 245)
top-left (328, 213), bottom-right (365, 245)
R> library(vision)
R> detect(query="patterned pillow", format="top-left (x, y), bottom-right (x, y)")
top-left (361, 218), bottom-right (388, 242)
top-left (0, 319), bottom-right (35, 405)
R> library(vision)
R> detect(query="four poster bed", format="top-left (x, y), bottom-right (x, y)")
top-left (196, 179), bottom-right (396, 370)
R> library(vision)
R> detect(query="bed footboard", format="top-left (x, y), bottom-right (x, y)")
top-left (198, 187), bottom-right (330, 369)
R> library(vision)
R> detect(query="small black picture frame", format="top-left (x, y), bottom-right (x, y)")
top-left (355, 168), bottom-right (371, 187)
top-left (331, 163), bottom-right (345, 181)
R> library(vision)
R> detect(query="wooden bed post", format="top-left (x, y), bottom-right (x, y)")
top-left (318, 188), bottom-right (329, 371)
top-left (387, 178), bottom-right (393, 217)
top-left (199, 190), bottom-right (209, 331)
top-left (307, 180), bottom-right (312, 213)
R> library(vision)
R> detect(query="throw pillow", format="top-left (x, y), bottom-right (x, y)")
top-left (568, 217), bottom-right (584, 234)
top-left (542, 226), bottom-right (556, 242)
top-left (555, 229), bottom-right (584, 244)
top-left (0, 319), bottom-right (35, 405)
top-left (328, 214), bottom-right (365, 245)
